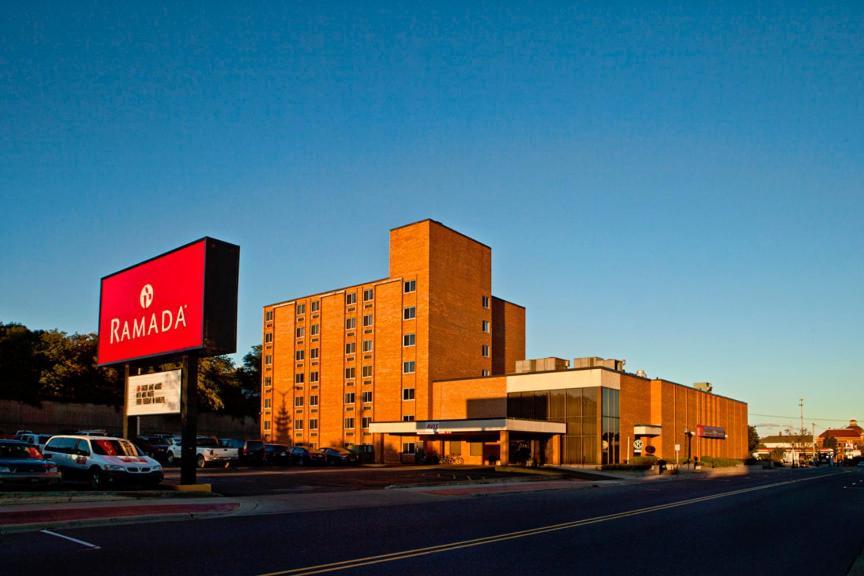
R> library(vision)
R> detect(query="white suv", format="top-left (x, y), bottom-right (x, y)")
top-left (42, 435), bottom-right (163, 490)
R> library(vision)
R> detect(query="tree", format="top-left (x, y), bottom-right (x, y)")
top-left (748, 425), bottom-right (760, 454)
top-left (0, 322), bottom-right (42, 404)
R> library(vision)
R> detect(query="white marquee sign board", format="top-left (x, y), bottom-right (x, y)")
top-left (127, 370), bottom-right (181, 416)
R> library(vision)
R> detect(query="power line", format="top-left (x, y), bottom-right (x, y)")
top-left (748, 412), bottom-right (854, 423)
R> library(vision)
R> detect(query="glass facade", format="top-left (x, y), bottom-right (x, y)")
top-left (507, 386), bottom-right (619, 465)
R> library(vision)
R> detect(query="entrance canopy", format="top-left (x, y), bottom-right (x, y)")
top-left (370, 418), bottom-right (566, 437)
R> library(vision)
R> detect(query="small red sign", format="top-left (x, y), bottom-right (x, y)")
top-left (98, 240), bottom-right (207, 365)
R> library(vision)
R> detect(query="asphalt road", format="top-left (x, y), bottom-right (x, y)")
top-left (3, 467), bottom-right (862, 576)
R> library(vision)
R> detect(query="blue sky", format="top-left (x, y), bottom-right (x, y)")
top-left (1, 2), bottom-right (862, 435)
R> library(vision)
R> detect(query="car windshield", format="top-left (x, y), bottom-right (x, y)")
top-left (0, 444), bottom-right (41, 459)
top-left (91, 439), bottom-right (138, 456)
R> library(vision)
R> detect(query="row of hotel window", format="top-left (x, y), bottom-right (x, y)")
top-left (264, 288), bottom-right (491, 322)
top-left (263, 388), bottom-right (415, 409)
top-left (287, 363), bottom-right (416, 382)
top-left (262, 418), bottom-right (374, 432)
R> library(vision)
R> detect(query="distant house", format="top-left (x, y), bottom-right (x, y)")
top-left (817, 420), bottom-right (863, 460)
top-left (755, 433), bottom-right (814, 465)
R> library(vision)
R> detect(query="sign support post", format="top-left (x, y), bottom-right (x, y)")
top-left (122, 364), bottom-right (131, 439)
top-left (180, 354), bottom-right (199, 485)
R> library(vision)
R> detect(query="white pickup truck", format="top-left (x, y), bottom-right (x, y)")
top-left (165, 436), bottom-right (238, 468)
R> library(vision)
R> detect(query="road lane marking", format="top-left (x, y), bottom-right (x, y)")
top-left (40, 529), bottom-right (101, 550)
top-left (259, 472), bottom-right (837, 576)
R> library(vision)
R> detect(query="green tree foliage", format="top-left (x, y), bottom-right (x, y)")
top-left (0, 321), bottom-right (260, 416)
top-left (747, 425), bottom-right (760, 453)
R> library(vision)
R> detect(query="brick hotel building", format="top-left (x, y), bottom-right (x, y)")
top-left (260, 219), bottom-right (748, 465)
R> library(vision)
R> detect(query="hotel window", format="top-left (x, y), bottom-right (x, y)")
top-left (295, 327), bottom-right (305, 338)
top-left (363, 288), bottom-right (374, 301)
top-left (264, 332), bottom-right (273, 343)
top-left (345, 392), bottom-right (355, 404)
top-left (403, 306), bottom-right (416, 320)
top-left (403, 388), bottom-right (415, 401)
top-left (309, 395), bottom-right (319, 406)
top-left (362, 340), bottom-right (373, 352)
top-left (345, 342), bottom-right (356, 354)
top-left (346, 317), bottom-right (356, 329)
top-left (297, 303), bottom-right (306, 314)
top-left (363, 314), bottom-right (374, 327)
top-left (265, 355), bottom-right (272, 365)
top-left (482, 295), bottom-right (490, 309)
top-left (265, 310), bottom-right (273, 321)
top-left (344, 418), bottom-right (355, 429)
top-left (481, 369), bottom-right (490, 377)
top-left (295, 397), bottom-right (304, 407)
top-left (309, 419), bottom-right (318, 430)
top-left (403, 415), bottom-right (415, 422)
top-left (481, 345), bottom-right (490, 358)
top-left (403, 361), bottom-right (415, 374)
top-left (346, 292), bottom-right (357, 305)
top-left (361, 391), bottom-right (373, 403)
top-left (361, 417), bottom-right (371, 429)
top-left (362, 365), bottom-right (373, 378)
top-left (310, 371), bottom-right (319, 383)
top-left (263, 420), bottom-right (271, 430)
top-left (295, 350), bottom-right (305, 361)
top-left (311, 301), bottom-right (320, 312)
top-left (295, 374), bottom-right (305, 384)
top-left (403, 333), bottom-right (415, 347)
top-left (345, 367), bottom-right (356, 379)
top-left (402, 442), bottom-right (416, 454)
top-left (264, 376), bottom-right (272, 388)
top-left (264, 398), bottom-right (271, 409)
top-left (295, 420), bottom-right (303, 430)
top-left (481, 320), bottom-right (490, 333)
top-left (404, 280), bottom-right (416, 293)
top-left (311, 324), bottom-right (320, 336)
top-left (310, 348), bottom-right (319, 359)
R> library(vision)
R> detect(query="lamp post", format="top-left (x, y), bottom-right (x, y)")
top-left (684, 428), bottom-right (695, 467)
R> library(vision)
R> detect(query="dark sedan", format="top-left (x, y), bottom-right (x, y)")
top-left (135, 436), bottom-right (171, 462)
top-left (262, 444), bottom-right (292, 466)
top-left (289, 446), bottom-right (324, 466)
top-left (0, 440), bottom-right (62, 487)
top-left (318, 447), bottom-right (359, 466)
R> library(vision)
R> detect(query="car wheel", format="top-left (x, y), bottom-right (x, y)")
top-left (196, 454), bottom-right (206, 468)
top-left (89, 468), bottom-right (105, 491)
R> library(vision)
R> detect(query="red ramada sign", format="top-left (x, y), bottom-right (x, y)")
top-left (97, 240), bottom-right (207, 365)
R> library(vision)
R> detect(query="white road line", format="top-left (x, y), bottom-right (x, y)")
top-left (40, 529), bottom-right (101, 550)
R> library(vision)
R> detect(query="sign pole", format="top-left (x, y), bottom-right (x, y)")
top-left (180, 354), bottom-right (199, 485)
top-left (122, 364), bottom-right (130, 439)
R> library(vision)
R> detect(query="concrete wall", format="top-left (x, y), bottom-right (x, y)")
top-left (0, 400), bottom-right (258, 438)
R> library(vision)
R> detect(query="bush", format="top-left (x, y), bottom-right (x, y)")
top-left (699, 456), bottom-right (742, 468)
top-left (602, 463), bottom-right (653, 471)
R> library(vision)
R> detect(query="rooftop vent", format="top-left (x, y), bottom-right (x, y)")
top-left (514, 357), bottom-right (570, 374)
top-left (693, 382), bottom-right (713, 393)
top-left (572, 357), bottom-right (626, 372)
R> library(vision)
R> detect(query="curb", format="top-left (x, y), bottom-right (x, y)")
top-left (0, 502), bottom-right (240, 535)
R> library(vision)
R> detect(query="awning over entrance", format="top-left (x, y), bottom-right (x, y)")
top-left (369, 418), bottom-right (566, 436)
top-left (633, 424), bottom-right (662, 437)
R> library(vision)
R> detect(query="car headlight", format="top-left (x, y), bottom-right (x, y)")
top-left (0, 466), bottom-right (10, 473)
top-left (105, 464), bottom-right (125, 471)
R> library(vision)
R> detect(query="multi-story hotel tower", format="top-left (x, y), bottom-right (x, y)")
top-left (260, 219), bottom-right (525, 459)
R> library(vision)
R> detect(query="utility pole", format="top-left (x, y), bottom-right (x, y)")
top-left (798, 398), bottom-right (804, 466)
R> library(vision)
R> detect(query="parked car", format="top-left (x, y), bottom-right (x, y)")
top-left (135, 436), bottom-right (171, 462)
top-left (18, 433), bottom-right (54, 452)
top-left (42, 435), bottom-right (163, 489)
top-left (318, 447), bottom-right (359, 466)
top-left (262, 444), bottom-right (292, 466)
top-left (165, 436), bottom-right (239, 468)
top-left (289, 446), bottom-right (324, 466)
top-left (220, 438), bottom-right (265, 466)
top-left (75, 429), bottom-right (109, 436)
top-left (0, 439), bottom-right (61, 487)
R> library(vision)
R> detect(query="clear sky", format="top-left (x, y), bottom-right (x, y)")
top-left (2, 2), bottom-right (862, 436)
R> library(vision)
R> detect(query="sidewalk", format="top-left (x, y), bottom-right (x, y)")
top-left (0, 495), bottom-right (241, 534)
